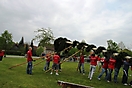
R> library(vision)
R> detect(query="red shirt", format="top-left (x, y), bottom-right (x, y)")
top-left (46, 54), bottom-right (51, 62)
top-left (97, 56), bottom-right (101, 61)
top-left (79, 55), bottom-right (84, 63)
top-left (100, 57), bottom-right (105, 63)
top-left (27, 50), bottom-right (33, 62)
top-left (108, 58), bottom-right (116, 69)
top-left (53, 54), bottom-right (60, 64)
top-left (102, 59), bottom-right (108, 69)
top-left (0, 51), bottom-right (4, 56)
top-left (90, 56), bottom-right (98, 66)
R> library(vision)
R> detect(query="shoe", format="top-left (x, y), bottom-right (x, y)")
top-left (50, 72), bottom-right (53, 74)
top-left (42, 69), bottom-right (46, 71)
top-left (107, 80), bottom-right (110, 83)
top-left (98, 78), bottom-right (100, 81)
top-left (90, 78), bottom-right (92, 80)
top-left (56, 73), bottom-right (59, 75)
top-left (124, 83), bottom-right (128, 86)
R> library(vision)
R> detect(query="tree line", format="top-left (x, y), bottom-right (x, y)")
top-left (0, 28), bottom-right (132, 57)
top-left (0, 28), bottom-right (54, 56)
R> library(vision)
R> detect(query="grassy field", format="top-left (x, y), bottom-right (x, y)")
top-left (0, 57), bottom-right (132, 88)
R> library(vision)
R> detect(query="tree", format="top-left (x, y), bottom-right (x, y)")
top-left (34, 27), bottom-right (54, 47)
top-left (107, 40), bottom-right (120, 51)
top-left (18, 37), bottom-right (24, 46)
top-left (1, 30), bottom-right (13, 50)
top-left (36, 46), bottom-right (44, 56)
top-left (0, 37), bottom-right (6, 50)
top-left (30, 39), bottom-right (36, 56)
top-left (25, 43), bottom-right (29, 54)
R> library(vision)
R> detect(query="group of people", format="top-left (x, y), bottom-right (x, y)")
top-left (77, 50), bottom-right (132, 86)
top-left (26, 47), bottom-right (132, 86)
top-left (26, 47), bottom-right (61, 76)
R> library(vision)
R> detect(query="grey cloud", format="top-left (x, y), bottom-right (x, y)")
top-left (0, 0), bottom-right (132, 48)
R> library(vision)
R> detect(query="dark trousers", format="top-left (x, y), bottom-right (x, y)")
top-left (78, 63), bottom-right (85, 73)
top-left (26, 61), bottom-right (33, 74)
top-left (0, 56), bottom-right (3, 61)
top-left (122, 69), bottom-right (128, 84)
top-left (107, 69), bottom-right (113, 81)
top-left (114, 68), bottom-right (120, 82)
top-left (44, 61), bottom-right (50, 71)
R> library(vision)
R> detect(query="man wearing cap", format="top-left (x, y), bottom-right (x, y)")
top-left (122, 56), bottom-right (132, 86)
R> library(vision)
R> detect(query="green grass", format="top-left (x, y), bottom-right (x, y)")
top-left (0, 57), bottom-right (132, 88)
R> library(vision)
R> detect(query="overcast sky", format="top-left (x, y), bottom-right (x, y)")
top-left (0, 0), bottom-right (132, 48)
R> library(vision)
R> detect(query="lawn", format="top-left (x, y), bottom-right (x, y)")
top-left (0, 57), bottom-right (132, 88)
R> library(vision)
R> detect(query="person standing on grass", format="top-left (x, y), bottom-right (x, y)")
top-left (0, 50), bottom-right (5, 61)
top-left (88, 53), bottom-right (98, 80)
top-left (113, 54), bottom-right (123, 83)
top-left (50, 52), bottom-right (60, 75)
top-left (97, 57), bottom-right (108, 80)
top-left (26, 47), bottom-right (33, 75)
top-left (78, 52), bottom-right (85, 75)
top-left (43, 52), bottom-right (52, 71)
top-left (107, 54), bottom-right (116, 82)
top-left (122, 56), bottom-right (132, 86)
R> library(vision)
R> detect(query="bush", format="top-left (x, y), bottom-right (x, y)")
top-left (5, 50), bottom-right (23, 56)
top-left (36, 46), bottom-right (44, 56)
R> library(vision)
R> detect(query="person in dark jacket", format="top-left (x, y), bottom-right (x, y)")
top-left (122, 56), bottom-right (132, 86)
top-left (113, 53), bottom-right (123, 83)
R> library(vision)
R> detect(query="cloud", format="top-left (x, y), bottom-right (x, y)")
top-left (0, 0), bottom-right (132, 48)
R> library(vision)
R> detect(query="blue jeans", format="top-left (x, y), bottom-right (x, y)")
top-left (44, 61), bottom-right (50, 71)
top-left (78, 63), bottom-right (85, 73)
top-left (107, 69), bottom-right (113, 81)
top-left (114, 68), bottom-right (120, 82)
top-left (98, 68), bottom-right (108, 79)
top-left (27, 61), bottom-right (32, 74)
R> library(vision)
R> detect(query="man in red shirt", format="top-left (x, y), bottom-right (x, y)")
top-left (26, 47), bottom-right (33, 75)
top-left (88, 53), bottom-right (98, 80)
top-left (50, 52), bottom-right (60, 75)
top-left (0, 50), bottom-right (5, 61)
top-left (78, 53), bottom-right (85, 75)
